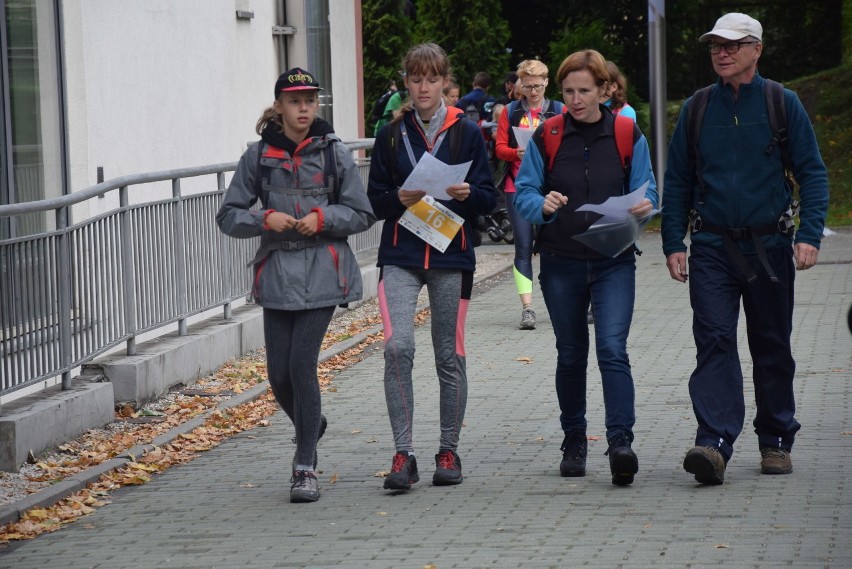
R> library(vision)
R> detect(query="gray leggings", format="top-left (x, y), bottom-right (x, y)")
top-left (263, 306), bottom-right (335, 468)
top-left (378, 265), bottom-right (473, 453)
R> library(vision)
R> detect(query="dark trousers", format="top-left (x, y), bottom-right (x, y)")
top-left (687, 244), bottom-right (799, 460)
top-left (263, 306), bottom-right (335, 468)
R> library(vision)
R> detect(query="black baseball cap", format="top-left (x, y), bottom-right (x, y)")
top-left (274, 67), bottom-right (323, 96)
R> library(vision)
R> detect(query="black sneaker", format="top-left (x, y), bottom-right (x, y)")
top-left (683, 445), bottom-right (726, 485)
top-left (292, 415), bottom-right (328, 474)
top-left (606, 433), bottom-right (638, 486)
top-left (433, 450), bottom-right (463, 486)
top-left (290, 470), bottom-right (320, 503)
top-left (383, 451), bottom-right (419, 490)
top-left (559, 431), bottom-right (587, 477)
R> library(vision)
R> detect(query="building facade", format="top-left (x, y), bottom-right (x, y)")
top-left (0, 0), bottom-right (364, 238)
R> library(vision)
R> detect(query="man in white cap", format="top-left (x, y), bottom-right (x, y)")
top-left (661, 14), bottom-right (829, 485)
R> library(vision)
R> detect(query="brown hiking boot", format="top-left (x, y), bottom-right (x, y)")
top-left (760, 447), bottom-right (793, 474)
top-left (683, 446), bottom-right (726, 485)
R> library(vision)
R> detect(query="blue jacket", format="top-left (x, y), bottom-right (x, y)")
top-left (661, 73), bottom-right (829, 256)
top-left (367, 107), bottom-right (497, 270)
top-left (513, 107), bottom-right (658, 260)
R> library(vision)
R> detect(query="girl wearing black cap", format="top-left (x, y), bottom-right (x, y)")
top-left (217, 67), bottom-right (375, 503)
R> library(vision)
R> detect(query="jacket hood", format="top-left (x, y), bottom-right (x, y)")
top-left (261, 116), bottom-right (336, 149)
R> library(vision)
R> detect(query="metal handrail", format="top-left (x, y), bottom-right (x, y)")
top-left (0, 140), bottom-right (378, 401)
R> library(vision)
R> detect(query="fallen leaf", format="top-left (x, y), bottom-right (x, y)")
top-left (375, 470), bottom-right (389, 478)
top-left (328, 472), bottom-right (340, 484)
top-left (351, 430), bottom-right (362, 434)
top-left (376, 511), bottom-right (387, 516)
top-left (515, 356), bottom-right (532, 363)
top-left (714, 544), bottom-right (729, 549)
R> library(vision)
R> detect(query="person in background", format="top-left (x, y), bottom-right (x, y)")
top-left (494, 59), bottom-right (564, 330)
top-left (444, 81), bottom-right (460, 106)
top-left (368, 43), bottom-right (497, 492)
top-left (661, 13), bottom-right (828, 485)
top-left (601, 61), bottom-right (637, 121)
top-left (216, 67), bottom-right (375, 503)
top-left (513, 49), bottom-right (658, 486)
top-left (456, 71), bottom-right (494, 123)
top-left (494, 71), bottom-right (519, 106)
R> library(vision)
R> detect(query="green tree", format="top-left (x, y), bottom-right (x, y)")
top-left (362, 0), bottom-right (413, 132)
top-left (413, 0), bottom-right (510, 92)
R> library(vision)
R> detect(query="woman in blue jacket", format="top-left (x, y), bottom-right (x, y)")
top-left (514, 49), bottom-right (658, 486)
top-left (368, 42), bottom-right (496, 492)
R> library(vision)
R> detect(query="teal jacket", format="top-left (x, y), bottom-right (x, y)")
top-left (661, 73), bottom-right (828, 256)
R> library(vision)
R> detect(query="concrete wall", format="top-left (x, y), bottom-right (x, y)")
top-left (62, 0), bottom-right (363, 218)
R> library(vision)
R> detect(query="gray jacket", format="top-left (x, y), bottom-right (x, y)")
top-left (216, 135), bottom-right (375, 310)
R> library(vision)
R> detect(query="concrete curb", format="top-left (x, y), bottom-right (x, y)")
top-left (0, 253), bottom-right (514, 528)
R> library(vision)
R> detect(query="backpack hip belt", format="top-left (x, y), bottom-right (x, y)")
top-left (689, 208), bottom-right (795, 284)
top-left (248, 235), bottom-right (336, 267)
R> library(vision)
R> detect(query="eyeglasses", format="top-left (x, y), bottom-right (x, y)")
top-left (522, 83), bottom-right (546, 92)
top-left (708, 40), bottom-right (759, 55)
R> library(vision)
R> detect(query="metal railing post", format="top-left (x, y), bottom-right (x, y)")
top-left (119, 185), bottom-right (137, 355)
top-left (55, 206), bottom-right (72, 389)
top-left (172, 178), bottom-right (188, 336)
top-left (217, 171), bottom-right (232, 320)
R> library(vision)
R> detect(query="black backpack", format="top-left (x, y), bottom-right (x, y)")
top-left (370, 89), bottom-right (396, 123)
top-left (687, 79), bottom-right (794, 207)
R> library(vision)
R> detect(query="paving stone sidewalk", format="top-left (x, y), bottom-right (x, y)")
top-left (1, 230), bottom-right (850, 569)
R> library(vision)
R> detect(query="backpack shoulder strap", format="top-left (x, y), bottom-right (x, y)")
top-left (254, 141), bottom-right (265, 195)
top-left (764, 79), bottom-right (793, 177)
top-left (449, 116), bottom-right (465, 162)
top-left (687, 85), bottom-right (713, 206)
top-left (322, 140), bottom-right (340, 204)
top-left (542, 114), bottom-right (565, 172)
top-left (613, 114), bottom-right (634, 173)
top-left (384, 121), bottom-right (401, 187)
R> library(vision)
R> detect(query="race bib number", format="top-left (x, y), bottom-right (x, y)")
top-left (399, 195), bottom-right (464, 253)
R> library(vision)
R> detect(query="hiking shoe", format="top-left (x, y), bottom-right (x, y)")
top-left (520, 308), bottom-right (536, 330)
top-left (433, 450), bottom-right (464, 486)
top-left (290, 470), bottom-right (320, 503)
top-left (383, 451), bottom-right (419, 490)
top-left (683, 446), bottom-right (726, 485)
top-left (606, 434), bottom-right (638, 486)
top-left (292, 415), bottom-right (328, 474)
top-left (559, 431), bottom-right (587, 477)
top-left (760, 447), bottom-right (793, 475)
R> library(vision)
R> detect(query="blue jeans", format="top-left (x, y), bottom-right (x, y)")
top-left (688, 244), bottom-right (799, 460)
top-left (539, 252), bottom-right (636, 440)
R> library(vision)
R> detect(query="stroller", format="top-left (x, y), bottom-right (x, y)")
top-left (476, 185), bottom-right (513, 245)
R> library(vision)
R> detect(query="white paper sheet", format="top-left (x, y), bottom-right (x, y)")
top-left (575, 182), bottom-right (650, 224)
top-left (401, 152), bottom-right (472, 200)
top-left (512, 126), bottom-right (535, 150)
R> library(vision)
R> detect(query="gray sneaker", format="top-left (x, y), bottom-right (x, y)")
top-left (290, 470), bottom-right (320, 503)
top-left (520, 308), bottom-right (536, 330)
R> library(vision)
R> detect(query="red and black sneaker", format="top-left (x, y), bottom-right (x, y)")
top-left (383, 451), bottom-right (419, 490)
top-left (433, 450), bottom-right (463, 486)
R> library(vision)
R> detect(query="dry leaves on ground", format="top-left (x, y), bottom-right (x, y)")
top-left (0, 305), bottom-right (430, 543)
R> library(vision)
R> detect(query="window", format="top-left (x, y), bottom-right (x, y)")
top-left (0, 0), bottom-right (65, 239)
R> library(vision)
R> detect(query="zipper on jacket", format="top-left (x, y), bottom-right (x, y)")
top-left (583, 145), bottom-right (591, 260)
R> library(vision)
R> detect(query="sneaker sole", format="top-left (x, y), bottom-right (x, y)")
top-left (290, 490), bottom-right (320, 503)
top-left (383, 473), bottom-right (419, 490)
top-left (432, 475), bottom-right (463, 486)
top-left (683, 452), bottom-right (724, 485)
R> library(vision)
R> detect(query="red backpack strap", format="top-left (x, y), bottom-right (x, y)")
top-left (542, 114), bottom-right (565, 172)
top-left (613, 113), bottom-right (634, 173)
